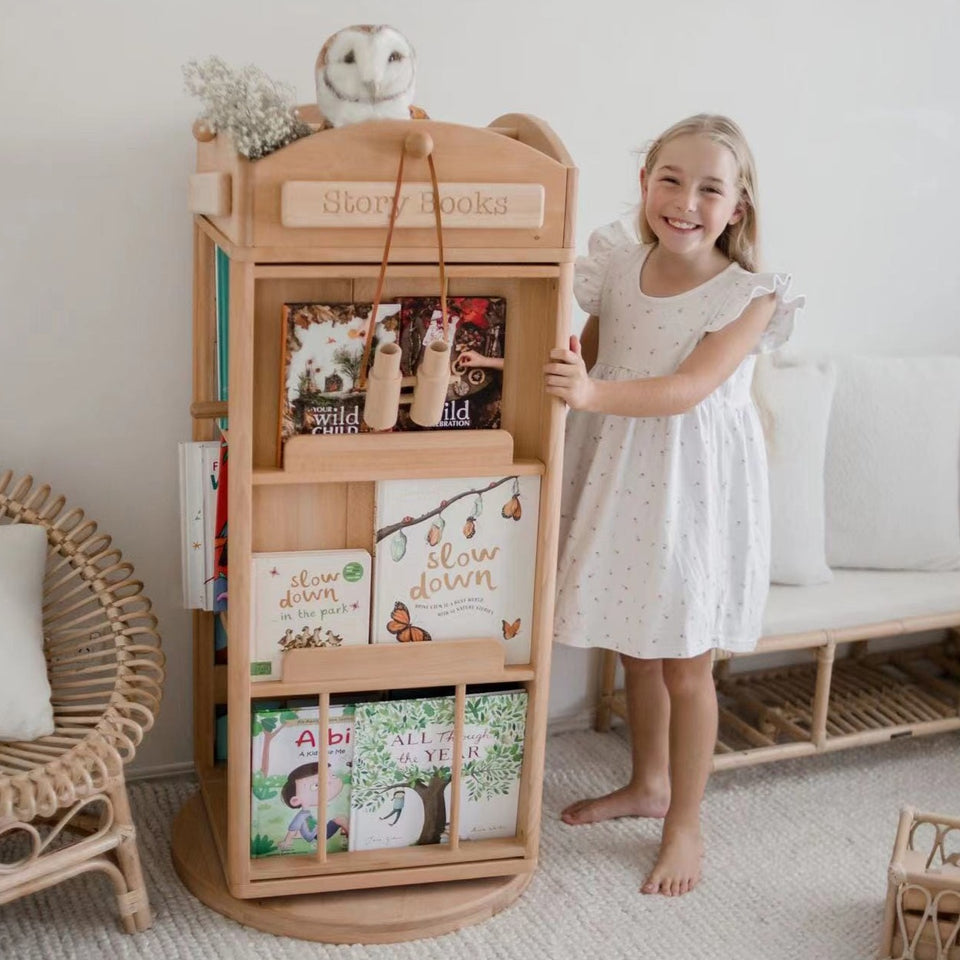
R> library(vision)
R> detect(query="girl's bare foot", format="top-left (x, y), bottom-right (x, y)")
top-left (641, 823), bottom-right (703, 896)
top-left (560, 782), bottom-right (670, 825)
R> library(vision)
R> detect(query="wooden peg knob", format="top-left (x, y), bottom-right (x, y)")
top-left (404, 131), bottom-right (433, 158)
top-left (192, 119), bottom-right (216, 142)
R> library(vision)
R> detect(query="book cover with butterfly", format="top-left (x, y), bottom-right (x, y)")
top-left (250, 703), bottom-right (354, 859)
top-left (277, 302), bottom-right (402, 460)
top-left (348, 689), bottom-right (526, 852)
top-left (372, 475), bottom-right (540, 664)
top-left (250, 549), bottom-right (372, 683)
top-left (395, 296), bottom-right (506, 432)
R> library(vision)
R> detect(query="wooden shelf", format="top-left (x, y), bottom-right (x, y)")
top-left (255, 458), bottom-right (545, 485)
top-left (248, 637), bottom-right (516, 698)
top-left (253, 264), bottom-right (561, 280)
top-left (173, 791), bottom-right (533, 942)
top-left (712, 639), bottom-right (960, 770)
top-left (248, 837), bottom-right (527, 881)
top-left (181, 111), bottom-right (573, 938)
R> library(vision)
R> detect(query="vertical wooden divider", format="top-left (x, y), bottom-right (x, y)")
top-left (448, 685), bottom-right (466, 850)
top-left (318, 692), bottom-right (330, 864)
top-left (226, 258), bottom-right (256, 892)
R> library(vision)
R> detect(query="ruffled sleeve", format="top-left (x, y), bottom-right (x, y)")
top-left (572, 213), bottom-right (639, 315)
top-left (705, 270), bottom-right (806, 354)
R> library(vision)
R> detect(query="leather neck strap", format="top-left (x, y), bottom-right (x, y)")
top-left (358, 146), bottom-right (447, 388)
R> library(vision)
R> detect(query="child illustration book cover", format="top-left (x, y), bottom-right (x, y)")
top-left (278, 302), bottom-right (402, 452)
top-left (250, 704), bottom-right (354, 858)
top-left (250, 549), bottom-right (371, 682)
top-left (396, 296), bottom-right (506, 431)
top-left (348, 690), bottom-right (527, 851)
top-left (372, 475), bottom-right (540, 664)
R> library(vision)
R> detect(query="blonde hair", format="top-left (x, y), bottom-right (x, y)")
top-left (638, 114), bottom-right (760, 272)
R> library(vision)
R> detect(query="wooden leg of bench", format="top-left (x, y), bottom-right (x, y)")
top-left (811, 641), bottom-right (836, 750)
top-left (595, 649), bottom-right (618, 732)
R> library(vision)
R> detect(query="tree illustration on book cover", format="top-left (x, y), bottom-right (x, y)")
top-left (250, 704), bottom-right (354, 859)
top-left (373, 475), bottom-right (540, 664)
top-left (279, 302), bottom-right (401, 441)
top-left (348, 691), bottom-right (527, 851)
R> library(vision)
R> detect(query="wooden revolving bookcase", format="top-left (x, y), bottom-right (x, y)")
top-left (171, 111), bottom-right (576, 942)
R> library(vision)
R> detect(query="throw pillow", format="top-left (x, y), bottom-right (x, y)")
top-left (825, 356), bottom-right (960, 570)
top-left (752, 355), bottom-right (836, 585)
top-left (0, 523), bottom-right (54, 741)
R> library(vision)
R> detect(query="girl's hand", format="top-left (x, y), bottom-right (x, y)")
top-left (454, 349), bottom-right (486, 371)
top-left (544, 336), bottom-right (596, 410)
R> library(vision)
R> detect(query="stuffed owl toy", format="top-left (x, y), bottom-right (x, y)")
top-left (315, 24), bottom-right (428, 128)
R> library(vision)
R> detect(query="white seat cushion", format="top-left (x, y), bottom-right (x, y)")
top-left (0, 524), bottom-right (54, 741)
top-left (763, 569), bottom-right (960, 637)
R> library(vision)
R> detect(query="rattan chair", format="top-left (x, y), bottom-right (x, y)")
top-left (0, 470), bottom-right (164, 932)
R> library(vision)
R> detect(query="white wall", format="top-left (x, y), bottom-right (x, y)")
top-left (1, 0), bottom-right (958, 773)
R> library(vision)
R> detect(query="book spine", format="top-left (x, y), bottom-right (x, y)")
top-left (178, 441), bottom-right (206, 609)
top-left (200, 441), bottom-right (221, 611)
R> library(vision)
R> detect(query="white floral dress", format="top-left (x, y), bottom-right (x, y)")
top-left (554, 218), bottom-right (805, 659)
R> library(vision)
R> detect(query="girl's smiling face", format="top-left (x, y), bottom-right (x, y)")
top-left (641, 134), bottom-right (744, 260)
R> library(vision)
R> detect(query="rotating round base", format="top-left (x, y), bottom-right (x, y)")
top-left (171, 791), bottom-right (531, 944)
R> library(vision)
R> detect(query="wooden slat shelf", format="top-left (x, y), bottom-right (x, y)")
top-left (712, 640), bottom-right (960, 769)
top-left (604, 639), bottom-right (960, 771)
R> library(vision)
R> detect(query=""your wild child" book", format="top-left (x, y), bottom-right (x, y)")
top-left (348, 690), bottom-right (527, 851)
top-left (250, 703), bottom-right (354, 858)
top-left (372, 475), bottom-right (540, 664)
top-left (250, 549), bottom-right (371, 682)
top-left (278, 302), bottom-right (402, 454)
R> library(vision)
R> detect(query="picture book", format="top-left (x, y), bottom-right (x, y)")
top-left (178, 441), bottom-right (206, 609)
top-left (250, 704), bottom-right (354, 858)
top-left (348, 689), bottom-right (527, 851)
top-left (212, 432), bottom-right (228, 613)
top-left (250, 549), bottom-right (372, 683)
top-left (200, 440), bottom-right (221, 611)
top-left (396, 296), bottom-right (506, 431)
top-left (278, 302), bottom-right (402, 454)
top-left (372, 475), bottom-right (540, 664)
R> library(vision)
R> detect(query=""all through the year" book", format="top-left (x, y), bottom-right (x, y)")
top-left (348, 690), bottom-right (527, 851)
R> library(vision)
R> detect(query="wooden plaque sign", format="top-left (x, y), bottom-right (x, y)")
top-left (281, 181), bottom-right (546, 230)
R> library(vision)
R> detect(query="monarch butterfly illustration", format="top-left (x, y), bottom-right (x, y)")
top-left (501, 495), bottom-right (522, 521)
top-left (386, 601), bottom-right (432, 643)
top-left (502, 618), bottom-right (521, 640)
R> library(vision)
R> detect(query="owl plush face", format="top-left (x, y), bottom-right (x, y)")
top-left (316, 24), bottom-right (417, 126)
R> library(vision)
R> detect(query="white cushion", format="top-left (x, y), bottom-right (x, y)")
top-left (763, 569), bottom-right (960, 637)
top-left (825, 356), bottom-right (960, 570)
top-left (752, 355), bottom-right (835, 586)
top-left (0, 524), bottom-right (54, 741)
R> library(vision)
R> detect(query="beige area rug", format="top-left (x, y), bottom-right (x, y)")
top-left (2, 728), bottom-right (959, 959)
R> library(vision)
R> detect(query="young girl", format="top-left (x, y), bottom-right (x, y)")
top-left (545, 114), bottom-right (803, 898)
